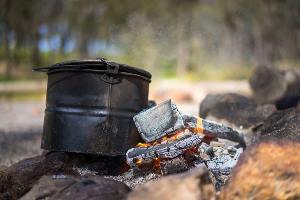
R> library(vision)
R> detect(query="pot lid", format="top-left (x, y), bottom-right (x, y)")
top-left (33, 57), bottom-right (152, 80)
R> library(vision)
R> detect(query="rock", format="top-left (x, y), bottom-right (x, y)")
top-left (254, 107), bottom-right (300, 140)
top-left (249, 65), bottom-right (300, 109)
top-left (0, 151), bottom-right (126, 199)
top-left (0, 152), bottom-right (66, 200)
top-left (220, 139), bottom-right (300, 199)
top-left (199, 93), bottom-right (276, 129)
top-left (127, 167), bottom-right (216, 200)
top-left (21, 175), bottom-right (130, 200)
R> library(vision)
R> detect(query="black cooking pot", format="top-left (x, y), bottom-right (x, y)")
top-left (34, 58), bottom-right (151, 156)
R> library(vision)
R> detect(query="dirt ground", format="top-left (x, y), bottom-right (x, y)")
top-left (0, 80), bottom-right (250, 167)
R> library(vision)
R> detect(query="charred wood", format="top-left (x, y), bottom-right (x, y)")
top-left (133, 99), bottom-right (185, 143)
top-left (126, 133), bottom-right (204, 168)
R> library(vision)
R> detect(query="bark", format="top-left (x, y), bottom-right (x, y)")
top-left (31, 30), bottom-right (41, 66)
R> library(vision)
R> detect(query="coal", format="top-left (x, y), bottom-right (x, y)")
top-left (205, 147), bottom-right (242, 191)
top-left (202, 119), bottom-right (245, 147)
top-left (160, 156), bottom-right (189, 175)
top-left (126, 132), bottom-right (204, 168)
top-left (133, 99), bottom-right (185, 143)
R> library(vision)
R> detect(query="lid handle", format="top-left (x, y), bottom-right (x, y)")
top-left (99, 58), bottom-right (121, 84)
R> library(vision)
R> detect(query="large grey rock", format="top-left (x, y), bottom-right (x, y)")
top-left (255, 106), bottom-right (300, 140)
top-left (199, 93), bottom-right (276, 129)
top-left (249, 65), bottom-right (300, 109)
top-left (0, 152), bottom-right (125, 200)
top-left (21, 175), bottom-right (130, 200)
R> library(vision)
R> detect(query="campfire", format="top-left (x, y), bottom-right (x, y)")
top-left (125, 99), bottom-right (245, 190)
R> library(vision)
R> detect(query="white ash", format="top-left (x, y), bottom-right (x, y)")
top-left (52, 174), bottom-right (67, 179)
top-left (73, 167), bottom-right (98, 176)
top-left (105, 169), bottom-right (161, 189)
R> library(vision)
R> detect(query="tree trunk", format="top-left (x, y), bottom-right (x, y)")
top-left (176, 15), bottom-right (189, 76)
top-left (31, 31), bottom-right (41, 66)
top-left (3, 26), bottom-right (13, 78)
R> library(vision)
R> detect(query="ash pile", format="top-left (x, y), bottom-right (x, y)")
top-left (122, 99), bottom-right (245, 190)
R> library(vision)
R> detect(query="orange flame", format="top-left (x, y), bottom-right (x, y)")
top-left (135, 158), bottom-right (143, 165)
top-left (136, 142), bottom-right (151, 148)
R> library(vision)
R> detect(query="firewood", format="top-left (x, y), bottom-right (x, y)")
top-left (205, 147), bottom-right (242, 191)
top-left (133, 99), bottom-right (185, 143)
top-left (126, 133), bottom-right (204, 168)
top-left (183, 114), bottom-right (246, 147)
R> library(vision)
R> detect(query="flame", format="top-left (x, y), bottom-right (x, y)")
top-left (135, 130), bottom-right (187, 148)
top-left (136, 142), bottom-right (151, 148)
top-left (195, 117), bottom-right (204, 133)
top-left (135, 158), bottom-right (143, 165)
top-left (132, 126), bottom-right (210, 170)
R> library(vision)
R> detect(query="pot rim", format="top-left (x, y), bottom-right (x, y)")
top-left (33, 58), bottom-right (152, 80)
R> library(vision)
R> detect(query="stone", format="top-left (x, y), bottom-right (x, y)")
top-left (127, 167), bottom-right (216, 200)
top-left (220, 139), bottom-right (300, 199)
top-left (199, 93), bottom-right (276, 145)
top-left (0, 151), bottom-right (125, 199)
top-left (199, 93), bottom-right (276, 129)
top-left (249, 65), bottom-right (300, 109)
top-left (21, 175), bottom-right (130, 200)
top-left (255, 107), bottom-right (300, 140)
top-left (0, 152), bottom-right (66, 200)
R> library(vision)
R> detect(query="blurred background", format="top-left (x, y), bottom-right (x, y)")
top-left (0, 0), bottom-right (299, 166)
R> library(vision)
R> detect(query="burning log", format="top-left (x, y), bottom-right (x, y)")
top-left (183, 114), bottom-right (246, 147)
top-left (126, 132), bottom-right (204, 168)
top-left (133, 99), bottom-right (185, 143)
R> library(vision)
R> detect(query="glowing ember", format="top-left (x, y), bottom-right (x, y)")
top-left (135, 129), bottom-right (202, 149)
top-left (136, 143), bottom-right (151, 148)
top-left (132, 130), bottom-right (205, 170)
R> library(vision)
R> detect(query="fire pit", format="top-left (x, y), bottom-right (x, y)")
top-left (104, 99), bottom-right (245, 190)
